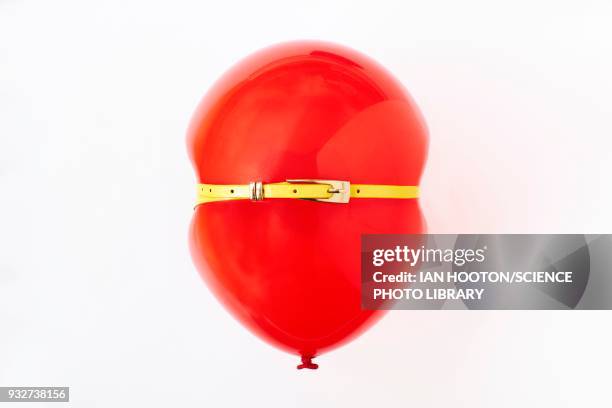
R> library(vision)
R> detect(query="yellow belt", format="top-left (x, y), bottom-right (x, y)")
top-left (196, 179), bottom-right (419, 205)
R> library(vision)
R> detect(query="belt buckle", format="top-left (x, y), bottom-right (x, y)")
top-left (286, 179), bottom-right (351, 203)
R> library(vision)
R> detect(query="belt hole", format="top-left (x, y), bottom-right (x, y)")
top-left (230, 189), bottom-right (234, 194)
top-left (293, 189), bottom-right (297, 193)
top-left (209, 188), bottom-right (212, 192)
top-left (356, 189), bottom-right (361, 194)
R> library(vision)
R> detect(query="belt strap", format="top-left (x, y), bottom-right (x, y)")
top-left (196, 179), bottom-right (419, 205)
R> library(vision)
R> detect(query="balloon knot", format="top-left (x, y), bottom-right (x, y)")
top-left (297, 355), bottom-right (318, 370)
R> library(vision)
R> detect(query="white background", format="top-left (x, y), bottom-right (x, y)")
top-left (1, 0), bottom-right (612, 406)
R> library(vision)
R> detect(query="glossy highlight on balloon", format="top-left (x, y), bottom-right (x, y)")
top-left (187, 41), bottom-right (428, 369)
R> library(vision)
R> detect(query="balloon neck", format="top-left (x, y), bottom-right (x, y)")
top-left (297, 355), bottom-right (318, 370)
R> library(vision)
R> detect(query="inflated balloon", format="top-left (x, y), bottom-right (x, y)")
top-left (187, 41), bottom-right (428, 369)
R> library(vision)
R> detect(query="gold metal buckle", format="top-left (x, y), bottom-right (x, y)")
top-left (286, 179), bottom-right (351, 203)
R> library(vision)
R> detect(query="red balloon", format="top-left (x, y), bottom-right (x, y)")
top-left (187, 41), bottom-right (428, 369)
